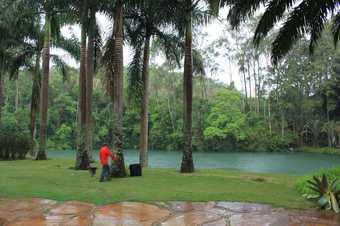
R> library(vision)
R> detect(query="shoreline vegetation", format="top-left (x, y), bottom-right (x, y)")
top-left (296, 146), bottom-right (340, 156)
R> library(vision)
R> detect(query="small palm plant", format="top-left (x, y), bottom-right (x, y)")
top-left (305, 174), bottom-right (340, 213)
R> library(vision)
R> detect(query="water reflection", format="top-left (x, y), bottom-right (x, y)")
top-left (48, 150), bottom-right (340, 175)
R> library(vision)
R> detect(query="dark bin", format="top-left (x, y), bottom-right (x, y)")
top-left (129, 164), bottom-right (142, 176)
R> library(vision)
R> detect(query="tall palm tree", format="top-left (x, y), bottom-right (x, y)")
top-left (85, 3), bottom-right (96, 163)
top-left (101, 0), bottom-right (143, 176)
top-left (111, 0), bottom-right (127, 177)
top-left (76, 0), bottom-right (90, 169)
top-left (226, 0), bottom-right (339, 63)
top-left (174, 0), bottom-right (221, 173)
top-left (36, 0), bottom-right (76, 160)
top-left (126, 0), bottom-right (182, 168)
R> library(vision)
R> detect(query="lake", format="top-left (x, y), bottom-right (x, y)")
top-left (47, 150), bottom-right (340, 175)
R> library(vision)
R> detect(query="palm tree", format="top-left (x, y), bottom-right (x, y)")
top-left (111, 0), bottom-right (127, 177)
top-left (101, 0), bottom-right (144, 177)
top-left (0, 1), bottom-right (37, 123)
top-left (175, 0), bottom-right (220, 173)
top-left (76, 0), bottom-right (91, 169)
top-left (36, 0), bottom-right (77, 160)
top-left (125, 0), bottom-right (182, 168)
top-left (226, 0), bottom-right (339, 63)
top-left (74, 0), bottom-right (101, 169)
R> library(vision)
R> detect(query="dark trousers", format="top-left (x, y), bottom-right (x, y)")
top-left (100, 165), bottom-right (110, 182)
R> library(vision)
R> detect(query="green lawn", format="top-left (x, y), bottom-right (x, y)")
top-left (0, 159), bottom-right (312, 209)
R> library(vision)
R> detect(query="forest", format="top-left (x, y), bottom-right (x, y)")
top-left (2, 26), bottom-right (340, 153)
top-left (1, 0), bottom-right (340, 175)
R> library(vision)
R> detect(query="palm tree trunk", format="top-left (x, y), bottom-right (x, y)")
top-left (85, 6), bottom-right (96, 162)
top-left (30, 54), bottom-right (41, 156)
top-left (36, 16), bottom-right (51, 160)
top-left (112, 0), bottom-right (127, 177)
top-left (75, 0), bottom-right (90, 170)
top-left (181, 2), bottom-right (194, 173)
top-left (139, 34), bottom-right (151, 168)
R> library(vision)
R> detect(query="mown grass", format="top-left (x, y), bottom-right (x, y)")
top-left (0, 159), bottom-right (312, 209)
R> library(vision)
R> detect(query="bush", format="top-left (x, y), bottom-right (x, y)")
top-left (296, 167), bottom-right (340, 196)
top-left (0, 124), bottom-right (32, 160)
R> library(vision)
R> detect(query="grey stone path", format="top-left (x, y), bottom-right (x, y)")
top-left (0, 198), bottom-right (339, 226)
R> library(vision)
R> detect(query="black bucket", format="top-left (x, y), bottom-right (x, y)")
top-left (129, 164), bottom-right (142, 177)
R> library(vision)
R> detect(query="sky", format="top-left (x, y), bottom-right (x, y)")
top-left (55, 9), bottom-right (244, 89)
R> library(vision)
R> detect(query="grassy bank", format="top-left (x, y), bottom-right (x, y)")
top-left (297, 146), bottom-right (340, 156)
top-left (0, 159), bottom-right (311, 209)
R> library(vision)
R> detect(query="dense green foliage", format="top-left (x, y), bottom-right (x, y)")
top-left (1, 64), bottom-right (297, 152)
top-left (0, 159), bottom-right (311, 208)
top-left (4, 27), bottom-right (340, 154)
top-left (0, 122), bottom-right (32, 160)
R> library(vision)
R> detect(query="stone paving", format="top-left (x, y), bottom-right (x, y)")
top-left (0, 198), bottom-right (339, 226)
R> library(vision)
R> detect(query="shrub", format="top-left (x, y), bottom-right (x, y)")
top-left (296, 167), bottom-right (340, 196)
top-left (303, 174), bottom-right (340, 213)
top-left (0, 124), bottom-right (32, 160)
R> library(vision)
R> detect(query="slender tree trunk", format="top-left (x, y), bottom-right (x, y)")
top-left (167, 97), bottom-right (176, 133)
top-left (252, 58), bottom-right (258, 113)
top-left (256, 57), bottom-right (261, 114)
top-left (30, 54), bottom-right (41, 156)
top-left (181, 3), bottom-right (194, 173)
top-left (85, 6), bottom-right (96, 162)
top-left (15, 79), bottom-right (19, 111)
top-left (139, 34), bottom-right (151, 168)
top-left (36, 16), bottom-right (51, 160)
top-left (0, 73), bottom-right (4, 123)
top-left (247, 61), bottom-right (252, 112)
top-left (268, 98), bottom-right (272, 135)
top-left (111, 1), bottom-right (127, 177)
top-left (326, 97), bottom-right (332, 147)
top-left (243, 70), bottom-right (248, 111)
top-left (228, 57), bottom-right (233, 86)
top-left (281, 111), bottom-right (285, 138)
top-left (75, 0), bottom-right (90, 169)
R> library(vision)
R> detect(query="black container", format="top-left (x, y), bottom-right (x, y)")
top-left (129, 164), bottom-right (142, 177)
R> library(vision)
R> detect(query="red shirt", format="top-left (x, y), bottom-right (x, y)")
top-left (99, 146), bottom-right (113, 166)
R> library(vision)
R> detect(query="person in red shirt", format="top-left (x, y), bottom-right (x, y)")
top-left (99, 143), bottom-right (118, 182)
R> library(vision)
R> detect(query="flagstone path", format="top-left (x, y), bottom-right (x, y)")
top-left (0, 198), bottom-right (339, 226)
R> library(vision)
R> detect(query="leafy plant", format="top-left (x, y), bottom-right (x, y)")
top-left (304, 174), bottom-right (340, 213)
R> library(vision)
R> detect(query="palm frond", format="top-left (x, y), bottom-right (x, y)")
top-left (193, 49), bottom-right (206, 76)
top-left (101, 33), bottom-right (115, 99)
top-left (226, 0), bottom-right (269, 29)
top-left (51, 54), bottom-right (70, 82)
top-left (271, 0), bottom-right (337, 63)
top-left (332, 12), bottom-right (340, 47)
top-left (55, 35), bottom-right (81, 61)
top-left (253, 0), bottom-right (296, 46)
top-left (127, 45), bottom-right (143, 106)
top-left (153, 30), bottom-right (183, 67)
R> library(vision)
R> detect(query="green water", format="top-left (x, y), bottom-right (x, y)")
top-left (48, 150), bottom-right (340, 175)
